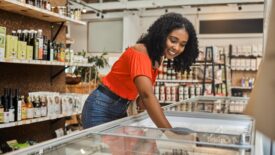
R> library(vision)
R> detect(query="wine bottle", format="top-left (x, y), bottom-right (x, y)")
top-left (37, 29), bottom-right (43, 60)
top-left (0, 97), bottom-right (4, 123)
top-left (31, 30), bottom-right (39, 60)
top-left (8, 89), bottom-right (15, 122)
top-left (43, 36), bottom-right (48, 60)
top-left (13, 89), bottom-right (21, 121)
top-left (2, 88), bottom-right (9, 123)
top-left (21, 96), bottom-right (27, 120)
top-left (26, 96), bottom-right (34, 119)
top-left (47, 40), bottom-right (54, 61)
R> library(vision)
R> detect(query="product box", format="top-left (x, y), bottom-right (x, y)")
top-left (26, 45), bottom-right (33, 60)
top-left (6, 35), bottom-right (18, 59)
top-left (17, 41), bottom-right (27, 60)
top-left (0, 26), bottom-right (6, 60)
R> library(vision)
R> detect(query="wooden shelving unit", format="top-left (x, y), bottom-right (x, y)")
top-left (0, 0), bottom-right (86, 25)
top-left (0, 59), bottom-right (93, 67)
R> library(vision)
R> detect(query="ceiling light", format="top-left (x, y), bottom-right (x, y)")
top-left (82, 8), bottom-right (87, 13)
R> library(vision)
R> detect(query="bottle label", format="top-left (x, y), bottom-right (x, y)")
top-left (4, 112), bottom-right (9, 123)
top-left (27, 108), bottom-right (34, 119)
top-left (0, 108), bottom-right (4, 123)
top-left (21, 107), bottom-right (27, 120)
top-left (17, 101), bottom-right (22, 121)
top-left (9, 109), bottom-right (15, 122)
top-left (41, 107), bottom-right (47, 117)
top-left (34, 107), bottom-right (41, 118)
top-left (38, 38), bottom-right (43, 59)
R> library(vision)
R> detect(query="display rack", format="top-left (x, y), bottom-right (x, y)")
top-left (0, 112), bottom-right (81, 129)
top-left (0, 59), bottom-right (93, 67)
top-left (0, 0), bottom-right (86, 148)
top-left (229, 44), bottom-right (261, 96)
top-left (201, 46), bottom-right (229, 96)
top-left (0, 0), bottom-right (86, 25)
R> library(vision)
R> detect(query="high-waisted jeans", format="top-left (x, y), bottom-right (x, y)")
top-left (82, 86), bottom-right (131, 129)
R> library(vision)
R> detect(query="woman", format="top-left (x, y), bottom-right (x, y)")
top-left (82, 12), bottom-right (198, 129)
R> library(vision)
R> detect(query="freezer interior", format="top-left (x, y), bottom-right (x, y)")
top-left (125, 112), bottom-right (253, 144)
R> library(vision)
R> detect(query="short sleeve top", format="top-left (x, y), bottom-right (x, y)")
top-left (102, 47), bottom-right (158, 100)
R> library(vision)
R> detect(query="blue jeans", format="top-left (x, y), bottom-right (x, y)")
top-left (82, 88), bottom-right (130, 129)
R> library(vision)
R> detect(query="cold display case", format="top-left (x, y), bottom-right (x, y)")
top-left (9, 111), bottom-right (255, 155)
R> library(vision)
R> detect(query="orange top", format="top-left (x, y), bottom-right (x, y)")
top-left (102, 47), bottom-right (158, 100)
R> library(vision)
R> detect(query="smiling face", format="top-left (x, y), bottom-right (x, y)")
top-left (164, 28), bottom-right (189, 60)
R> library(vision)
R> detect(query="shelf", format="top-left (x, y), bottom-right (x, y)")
top-left (194, 60), bottom-right (225, 66)
top-left (0, 0), bottom-right (86, 25)
top-left (231, 86), bottom-right (253, 90)
top-left (230, 55), bottom-right (262, 58)
top-left (231, 69), bottom-right (257, 72)
top-left (156, 79), bottom-right (202, 83)
top-left (159, 101), bottom-right (180, 105)
top-left (0, 112), bottom-right (80, 129)
top-left (156, 79), bottom-right (222, 84)
top-left (0, 59), bottom-right (93, 67)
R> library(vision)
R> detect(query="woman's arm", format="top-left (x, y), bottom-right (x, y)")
top-left (134, 76), bottom-right (172, 128)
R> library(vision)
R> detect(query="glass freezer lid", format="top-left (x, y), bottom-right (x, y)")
top-left (128, 114), bottom-right (252, 135)
top-left (12, 131), bottom-right (250, 155)
top-left (101, 126), bottom-right (250, 147)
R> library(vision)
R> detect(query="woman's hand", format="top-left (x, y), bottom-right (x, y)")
top-left (136, 96), bottom-right (146, 112)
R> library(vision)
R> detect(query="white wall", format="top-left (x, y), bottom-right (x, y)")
top-left (69, 23), bottom-right (88, 53)
top-left (88, 20), bottom-right (123, 53)
top-left (123, 12), bottom-right (141, 49)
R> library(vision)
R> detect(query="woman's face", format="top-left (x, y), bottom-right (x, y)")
top-left (164, 28), bottom-right (189, 59)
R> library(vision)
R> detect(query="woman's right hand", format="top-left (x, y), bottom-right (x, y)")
top-left (136, 96), bottom-right (146, 112)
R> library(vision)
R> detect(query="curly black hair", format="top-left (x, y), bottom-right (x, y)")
top-left (137, 12), bottom-right (199, 72)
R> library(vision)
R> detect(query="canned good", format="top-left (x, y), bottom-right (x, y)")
top-left (176, 72), bottom-right (181, 80)
top-left (183, 87), bottom-right (189, 94)
top-left (171, 94), bottom-right (176, 101)
top-left (163, 74), bottom-right (167, 80)
top-left (190, 86), bottom-right (195, 95)
top-left (172, 75), bottom-right (176, 80)
top-left (171, 86), bottom-right (177, 94)
top-left (178, 95), bottom-right (184, 101)
top-left (165, 86), bottom-right (171, 94)
top-left (160, 86), bottom-right (165, 94)
top-left (187, 102), bottom-right (192, 112)
top-left (160, 94), bottom-right (165, 101)
top-left (178, 86), bottom-right (184, 95)
top-left (154, 86), bottom-right (159, 94)
top-left (154, 93), bottom-right (159, 100)
top-left (181, 103), bottom-right (186, 111)
top-left (196, 86), bottom-right (201, 96)
top-left (166, 94), bottom-right (171, 101)
top-left (158, 73), bottom-right (163, 79)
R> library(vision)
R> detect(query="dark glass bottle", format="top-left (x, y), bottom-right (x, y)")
top-left (47, 40), bottom-right (53, 61)
top-left (43, 36), bottom-right (48, 60)
top-left (31, 30), bottom-right (39, 60)
top-left (13, 89), bottom-right (21, 121)
top-left (2, 88), bottom-right (9, 123)
top-left (0, 96), bottom-right (4, 123)
top-left (8, 89), bottom-right (15, 122)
